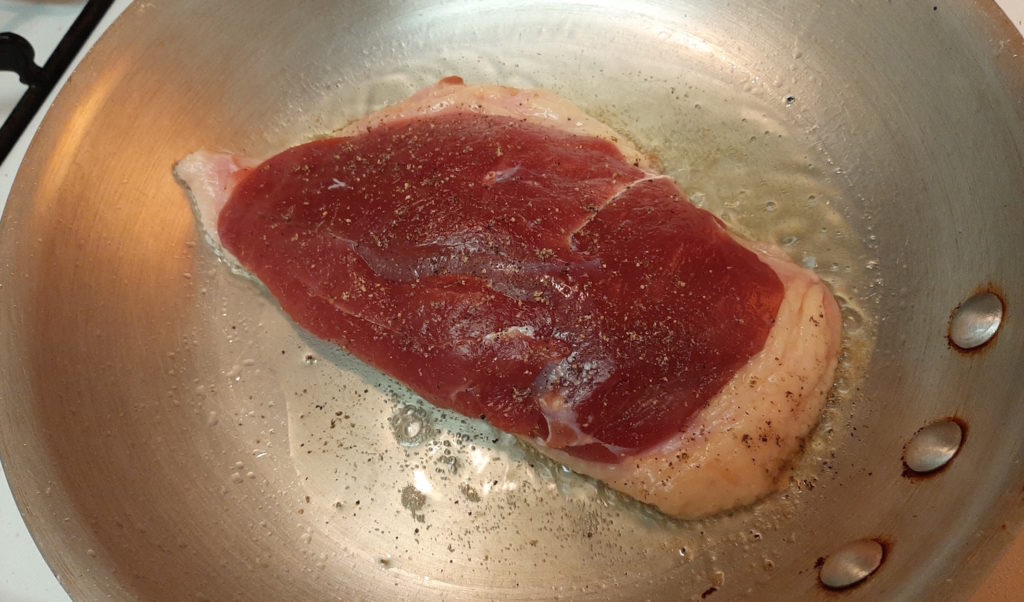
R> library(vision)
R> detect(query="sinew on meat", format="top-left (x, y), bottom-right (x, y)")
top-left (174, 77), bottom-right (841, 519)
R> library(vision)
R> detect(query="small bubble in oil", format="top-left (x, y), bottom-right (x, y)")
top-left (389, 404), bottom-right (433, 448)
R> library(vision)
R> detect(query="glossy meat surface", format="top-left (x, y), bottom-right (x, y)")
top-left (175, 78), bottom-right (841, 517)
top-left (218, 112), bottom-right (784, 461)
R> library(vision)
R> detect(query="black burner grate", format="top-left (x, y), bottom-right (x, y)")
top-left (0, 0), bottom-right (113, 163)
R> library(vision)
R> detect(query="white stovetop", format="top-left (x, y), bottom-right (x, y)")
top-left (0, 1), bottom-right (1022, 600)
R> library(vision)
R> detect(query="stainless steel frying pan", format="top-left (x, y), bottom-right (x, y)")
top-left (2, 1), bottom-right (1023, 600)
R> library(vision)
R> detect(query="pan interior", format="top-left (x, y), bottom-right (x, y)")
top-left (1, 2), bottom-right (1022, 600)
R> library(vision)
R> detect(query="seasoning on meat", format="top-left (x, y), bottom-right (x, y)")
top-left (175, 77), bottom-right (842, 518)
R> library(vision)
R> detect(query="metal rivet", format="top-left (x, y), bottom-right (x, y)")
top-left (903, 419), bottom-right (963, 474)
top-left (819, 539), bottom-right (884, 589)
top-left (950, 292), bottom-right (1003, 350)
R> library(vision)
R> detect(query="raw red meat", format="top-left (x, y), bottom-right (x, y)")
top-left (176, 78), bottom-right (841, 517)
